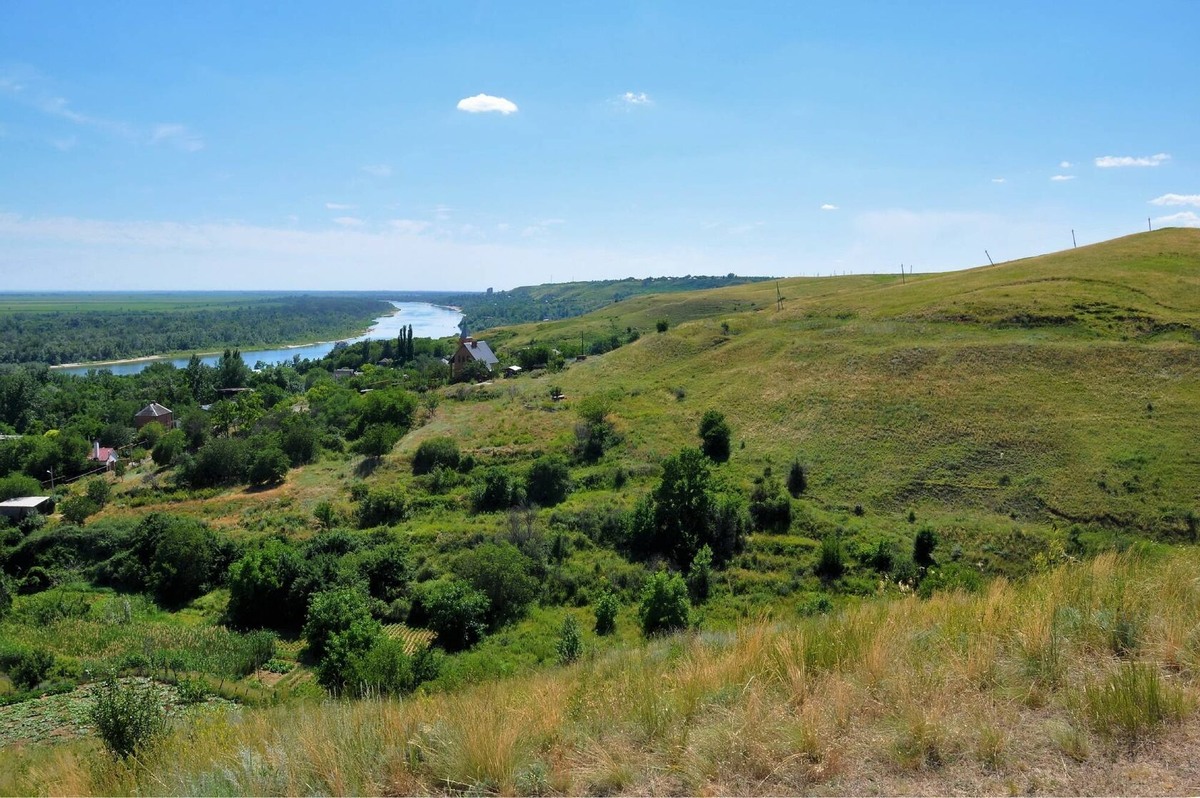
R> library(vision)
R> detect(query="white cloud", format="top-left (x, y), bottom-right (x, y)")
top-left (361, 164), bottom-right (392, 177)
top-left (1059, 161), bottom-right (1073, 169)
top-left (620, 91), bottom-right (652, 106)
top-left (1094, 153), bottom-right (1170, 168)
top-left (1050, 175), bottom-right (1076, 181)
top-left (332, 216), bottom-right (364, 228)
top-left (820, 204), bottom-right (838, 211)
top-left (388, 219), bottom-right (431, 235)
top-left (1153, 211), bottom-right (1200, 228)
top-left (325, 202), bottom-right (356, 210)
top-left (1149, 193), bottom-right (1200, 207)
top-left (456, 94), bottom-right (518, 114)
top-left (51, 136), bottom-right (77, 151)
top-left (991, 178), bottom-right (1006, 184)
top-left (521, 218), bottom-right (566, 237)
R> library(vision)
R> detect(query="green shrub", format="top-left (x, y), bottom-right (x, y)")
top-left (0, 473), bottom-right (41, 502)
top-left (698, 410), bottom-right (731, 463)
top-left (526, 455), bottom-right (571, 507)
top-left (655, 319), bottom-right (669, 333)
top-left (471, 467), bottom-right (524, 513)
top-left (85, 477), bottom-right (111, 507)
top-left (89, 678), bottom-right (166, 760)
top-left (594, 590), bottom-right (619, 636)
top-left (18, 565), bottom-right (53, 595)
top-left (412, 436), bottom-right (461, 475)
top-left (914, 526), bottom-right (938, 568)
top-left (556, 615), bottom-right (584, 664)
top-left (454, 542), bottom-right (537, 628)
top-left (247, 446), bottom-right (290, 486)
top-left (175, 677), bottom-right (209, 705)
top-left (419, 579), bottom-right (489, 652)
top-left (786, 460), bottom-right (807, 497)
top-left (303, 588), bottom-right (375, 661)
top-left (10, 648), bottom-right (55, 690)
top-left (749, 478), bottom-right (791, 532)
top-left (638, 570), bottom-right (690, 637)
top-left (151, 430), bottom-right (186, 467)
top-left (59, 495), bottom-right (99, 526)
top-left (687, 544), bottom-right (714, 603)
top-left (815, 534), bottom-right (845, 579)
top-left (917, 563), bottom-right (984, 598)
top-left (357, 486), bottom-right (408, 528)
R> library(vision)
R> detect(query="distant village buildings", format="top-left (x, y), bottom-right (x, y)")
top-left (134, 402), bottom-right (173, 430)
top-left (451, 338), bottom-right (499, 380)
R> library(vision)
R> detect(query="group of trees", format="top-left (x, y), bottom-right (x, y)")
top-left (0, 296), bottom-right (390, 366)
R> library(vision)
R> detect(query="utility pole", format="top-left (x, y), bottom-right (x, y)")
top-left (900, 264), bottom-right (905, 285)
top-left (1148, 217), bottom-right (1153, 232)
top-left (1071, 229), bottom-right (1077, 248)
top-left (46, 468), bottom-right (54, 490)
top-left (985, 250), bottom-right (995, 266)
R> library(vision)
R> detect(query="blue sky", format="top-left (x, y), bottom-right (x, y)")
top-left (1, 1), bottom-right (1197, 290)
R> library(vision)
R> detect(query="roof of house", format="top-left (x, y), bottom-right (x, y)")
top-left (90, 447), bottom-right (118, 462)
top-left (0, 496), bottom-right (52, 509)
top-left (459, 339), bottom-right (499, 366)
top-left (135, 402), bottom-right (172, 418)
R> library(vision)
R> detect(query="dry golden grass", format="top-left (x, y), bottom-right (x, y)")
top-left (8, 547), bottom-right (1200, 795)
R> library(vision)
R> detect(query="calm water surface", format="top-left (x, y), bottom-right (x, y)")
top-left (55, 301), bottom-right (463, 377)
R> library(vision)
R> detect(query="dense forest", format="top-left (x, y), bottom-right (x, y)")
top-left (0, 295), bottom-right (391, 366)
top-left (393, 274), bottom-right (772, 333)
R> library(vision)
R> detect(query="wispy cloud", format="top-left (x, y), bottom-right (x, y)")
top-left (150, 123), bottom-right (204, 152)
top-left (1152, 211), bottom-right (1200, 226)
top-left (1059, 161), bottom-right (1073, 169)
top-left (727, 221), bottom-right (764, 235)
top-left (1154, 211), bottom-right (1200, 228)
top-left (1, 66), bottom-right (203, 151)
top-left (1149, 193), bottom-right (1200, 207)
top-left (620, 91), bottom-right (652, 107)
top-left (521, 218), bottom-right (566, 237)
top-left (361, 164), bottom-right (392, 178)
top-left (389, 219), bottom-right (431, 235)
top-left (1050, 175), bottom-right (1076, 182)
top-left (820, 203), bottom-right (839, 211)
top-left (325, 202), bottom-right (356, 210)
top-left (51, 136), bottom-right (77, 151)
top-left (991, 177), bottom-right (1006, 184)
top-left (1095, 153), bottom-right (1170, 168)
top-left (332, 216), bottom-right (364, 228)
top-left (456, 94), bottom-right (518, 114)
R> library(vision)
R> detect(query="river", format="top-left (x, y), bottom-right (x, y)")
top-left (54, 301), bottom-right (464, 377)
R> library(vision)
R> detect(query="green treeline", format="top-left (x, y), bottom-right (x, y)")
top-left (0, 296), bottom-right (391, 365)
top-left (393, 274), bottom-right (772, 333)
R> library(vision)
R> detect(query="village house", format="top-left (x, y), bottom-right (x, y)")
top-left (0, 496), bottom-right (54, 521)
top-left (450, 338), bottom-right (499, 380)
top-left (88, 441), bottom-right (119, 471)
top-left (134, 402), bottom-right (173, 430)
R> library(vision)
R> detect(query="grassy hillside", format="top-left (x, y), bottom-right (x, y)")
top-left (476, 229), bottom-right (1200, 536)
top-left (3, 230), bottom-right (1199, 794)
top-left (6, 549), bottom-right (1199, 795)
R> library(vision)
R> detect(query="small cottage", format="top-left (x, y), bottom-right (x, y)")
top-left (88, 441), bottom-right (119, 471)
top-left (451, 338), bottom-right (499, 380)
top-left (134, 402), bottom-right (173, 430)
top-left (0, 496), bottom-right (54, 521)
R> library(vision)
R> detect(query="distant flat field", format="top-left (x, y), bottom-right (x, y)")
top-left (0, 291), bottom-right (355, 313)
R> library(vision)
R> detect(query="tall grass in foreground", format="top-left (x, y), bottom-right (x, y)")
top-left (5, 549), bottom-right (1200, 795)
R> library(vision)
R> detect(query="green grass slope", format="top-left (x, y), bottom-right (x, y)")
top-left (458, 229), bottom-right (1200, 538)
